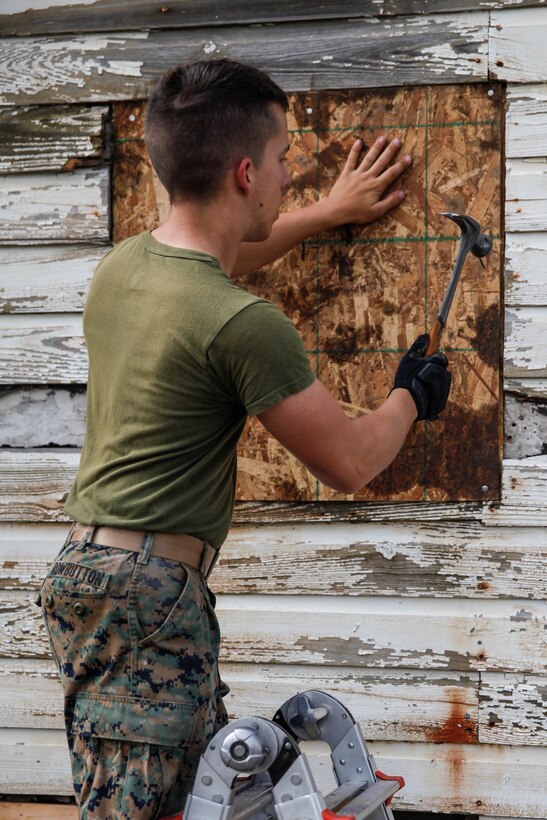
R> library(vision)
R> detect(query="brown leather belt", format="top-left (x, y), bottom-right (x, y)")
top-left (70, 523), bottom-right (219, 578)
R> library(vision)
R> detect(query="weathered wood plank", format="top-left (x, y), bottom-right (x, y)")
top-left (0, 452), bottom-right (80, 524)
top-left (506, 158), bottom-right (547, 233)
top-left (0, 449), bottom-right (484, 524)
top-left (479, 672), bottom-right (547, 746)
top-left (0, 389), bottom-right (86, 448)
top-left (231, 500), bottom-right (483, 524)
top-left (505, 307), bottom-right (547, 378)
top-left (504, 394), bottom-right (547, 459)
top-left (0, 658), bottom-right (479, 744)
top-left (0, 0), bottom-right (542, 37)
top-left (0, 169), bottom-right (110, 244)
top-left (0, 15), bottom-right (489, 105)
top-left (225, 665), bottom-right (471, 745)
top-left (505, 232), bottom-right (547, 307)
top-left (217, 596), bottom-right (546, 673)
top-left (483, 454), bottom-right (547, 525)
top-left (490, 8), bottom-right (547, 84)
top-left (4, 385), bottom-right (531, 464)
top-left (0, 804), bottom-right (76, 819)
top-left (0, 315), bottom-right (86, 384)
top-left (3, 590), bottom-right (544, 672)
top-left (505, 377), bottom-right (547, 401)
top-left (2, 729), bottom-right (545, 816)
top-left (0, 105), bottom-right (109, 174)
top-left (506, 83), bottom-right (547, 159)
top-left (0, 246), bottom-right (105, 313)
top-left (2, 521), bottom-right (545, 600)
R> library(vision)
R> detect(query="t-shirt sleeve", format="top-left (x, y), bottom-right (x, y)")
top-left (206, 300), bottom-right (315, 416)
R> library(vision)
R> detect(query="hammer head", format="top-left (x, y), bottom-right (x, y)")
top-left (441, 212), bottom-right (493, 258)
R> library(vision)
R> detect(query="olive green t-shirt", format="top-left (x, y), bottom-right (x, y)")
top-left (64, 231), bottom-right (315, 548)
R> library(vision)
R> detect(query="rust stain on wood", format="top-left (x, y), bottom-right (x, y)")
top-left (112, 83), bottom-right (502, 503)
top-left (425, 686), bottom-right (477, 744)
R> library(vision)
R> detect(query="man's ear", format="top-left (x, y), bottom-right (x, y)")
top-left (235, 157), bottom-right (253, 194)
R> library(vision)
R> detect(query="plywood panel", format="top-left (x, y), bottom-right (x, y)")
top-left (112, 83), bottom-right (502, 503)
top-left (0, 16), bottom-right (488, 105)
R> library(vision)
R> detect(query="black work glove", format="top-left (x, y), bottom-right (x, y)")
top-left (393, 333), bottom-right (452, 421)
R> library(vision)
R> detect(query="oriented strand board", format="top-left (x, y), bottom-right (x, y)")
top-left (114, 83), bottom-right (502, 502)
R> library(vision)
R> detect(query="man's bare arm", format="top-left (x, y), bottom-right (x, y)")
top-left (232, 135), bottom-right (413, 277)
top-left (258, 380), bottom-right (417, 495)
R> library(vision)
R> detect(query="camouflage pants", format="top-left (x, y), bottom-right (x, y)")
top-left (38, 529), bottom-right (228, 819)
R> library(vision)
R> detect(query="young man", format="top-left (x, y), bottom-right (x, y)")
top-left (38, 60), bottom-right (451, 819)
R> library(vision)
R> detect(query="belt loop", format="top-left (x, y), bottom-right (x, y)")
top-left (200, 541), bottom-right (220, 578)
top-left (137, 532), bottom-right (155, 565)
top-left (75, 525), bottom-right (96, 552)
top-left (62, 522), bottom-right (77, 549)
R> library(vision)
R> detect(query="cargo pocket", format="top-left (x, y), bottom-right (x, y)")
top-left (71, 691), bottom-right (198, 747)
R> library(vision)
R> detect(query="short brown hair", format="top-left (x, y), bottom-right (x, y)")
top-left (145, 59), bottom-right (289, 204)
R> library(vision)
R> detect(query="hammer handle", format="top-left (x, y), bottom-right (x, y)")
top-left (425, 318), bottom-right (445, 356)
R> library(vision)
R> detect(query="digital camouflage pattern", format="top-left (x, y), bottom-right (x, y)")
top-left (38, 532), bottom-right (228, 819)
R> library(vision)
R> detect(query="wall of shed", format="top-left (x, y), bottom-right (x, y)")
top-left (0, 2), bottom-right (546, 817)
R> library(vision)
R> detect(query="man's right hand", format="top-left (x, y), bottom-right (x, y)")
top-left (392, 333), bottom-right (452, 421)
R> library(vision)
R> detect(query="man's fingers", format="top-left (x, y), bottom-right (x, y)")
top-left (362, 135), bottom-right (401, 173)
top-left (370, 189), bottom-right (406, 218)
top-left (344, 138), bottom-right (366, 172)
top-left (358, 135), bottom-right (387, 171)
top-left (376, 155), bottom-right (413, 188)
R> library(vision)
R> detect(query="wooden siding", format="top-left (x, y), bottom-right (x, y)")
top-left (490, 8), bottom-right (547, 83)
top-left (0, 105), bottom-right (109, 174)
top-left (0, 169), bottom-right (110, 244)
top-left (1, 3), bottom-right (547, 814)
top-left (2, 590), bottom-right (544, 673)
top-left (1, 729), bottom-right (545, 816)
top-left (1, 522), bottom-right (545, 600)
top-left (0, 14), bottom-right (489, 105)
top-left (0, 315), bottom-right (86, 385)
top-left (1, 0), bottom-right (545, 37)
top-left (0, 246), bottom-right (106, 314)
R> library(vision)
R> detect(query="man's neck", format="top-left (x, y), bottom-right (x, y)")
top-left (151, 199), bottom-right (244, 275)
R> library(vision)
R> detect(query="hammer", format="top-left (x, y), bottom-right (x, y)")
top-left (426, 213), bottom-right (493, 356)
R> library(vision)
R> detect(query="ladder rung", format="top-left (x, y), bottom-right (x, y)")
top-left (232, 783), bottom-right (274, 820)
top-left (340, 779), bottom-right (400, 820)
top-left (324, 779), bottom-right (370, 812)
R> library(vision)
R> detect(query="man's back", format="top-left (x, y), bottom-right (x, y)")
top-left (65, 230), bottom-right (314, 546)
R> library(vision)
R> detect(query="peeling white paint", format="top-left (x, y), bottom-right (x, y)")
top-left (6, 0), bottom-right (99, 10)
top-left (203, 40), bottom-right (217, 54)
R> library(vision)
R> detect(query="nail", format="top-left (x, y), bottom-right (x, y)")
top-left (377, 135), bottom-right (386, 144)
top-left (406, 154), bottom-right (413, 162)
top-left (398, 190), bottom-right (405, 200)
top-left (393, 137), bottom-right (401, 147)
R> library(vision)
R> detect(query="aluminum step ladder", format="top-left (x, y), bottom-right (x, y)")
top-left (181, 690), bottom-right (405, 820)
